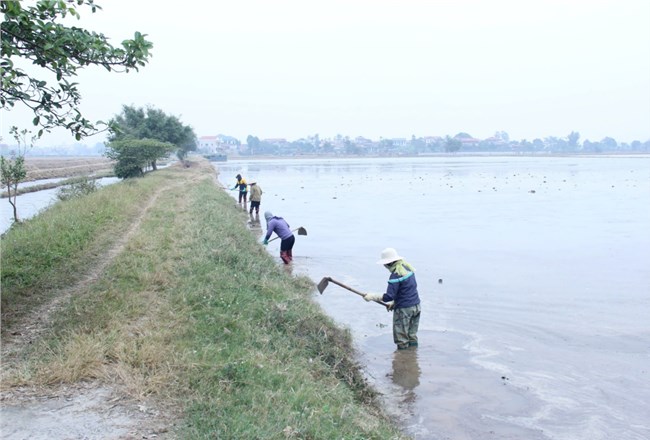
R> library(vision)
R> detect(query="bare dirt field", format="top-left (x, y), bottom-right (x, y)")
top-left (24, 156), bottom-right (115, 181)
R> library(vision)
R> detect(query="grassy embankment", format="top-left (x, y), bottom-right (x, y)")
top-left (0, 159), bottom-right (405, 439)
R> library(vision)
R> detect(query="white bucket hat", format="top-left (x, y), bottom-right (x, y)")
top-left (376, 247), bottom-right (402, 265)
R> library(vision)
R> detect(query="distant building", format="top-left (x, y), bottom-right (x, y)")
top-left (354, 136), bottom-right (373, 147)
top-left (423, 136), bottom-right (443, 145)
top-left (198, 134), bottom-right (240, 155)
top-left (483, 136), bottom-right (507, 146)
top-left (198, 136), bottom-right (219, 153)
top-left (458, 137), bottom-right (481, 148)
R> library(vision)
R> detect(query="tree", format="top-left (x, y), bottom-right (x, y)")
top-left (343, 139), bottom-right (359, 155)
top-left (567, 131), bottom-right (580, 149)
top-left (379, 139), bottom-right (394, 150)
top-left (444, 135), bottom-right (462, 153)
top-left (109, 105), bottom-right (197, 161)
top-left (532, 138), bottom-right (545, 151)
top-left (0, 128), bottom-right (32, 223)
top-left (291, 139), bottom-right (315, 154)
top-left (600, 137), bottom-right (618, 151)
top-left (320, 141), bottom-right (334, 154)
top-left (495, 131), bottom-right (510, 142)
top-left (630, 140), bottom-right (644, 152)
top-left (0, 155), bottom-right (25, 222)
top-left (310, 133), bottom-right (320, 150)
top-left (544, 136), bottom-right (566, 152)
top-left (105, 138), bottom-right (175, 178)
top-left (410, 135), bottom-right (426, 154)
top-left (1, 0), bottom-right (153, 140)
top-left (246, 135), bottom-right (261, 155)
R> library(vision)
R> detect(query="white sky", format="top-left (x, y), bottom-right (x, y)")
top-left (1, 0), bottom-right (649, 147)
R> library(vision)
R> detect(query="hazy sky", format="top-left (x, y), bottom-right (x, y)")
top-left (1, 0), bottom-right (649, 147)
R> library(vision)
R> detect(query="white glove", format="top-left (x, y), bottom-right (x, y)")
top-left (364, 293), bottom-right (383, 302)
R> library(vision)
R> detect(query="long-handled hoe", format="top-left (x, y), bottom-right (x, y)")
top-left (317, 277), bottom-right (390, 311)
top-left (268, 227), bottom-right (308, 242)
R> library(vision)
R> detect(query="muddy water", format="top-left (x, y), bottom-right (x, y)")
top-left (216, 155), bottom-right (650, 440)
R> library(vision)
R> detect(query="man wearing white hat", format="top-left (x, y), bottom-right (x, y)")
top-left (365, 248), bottom-right (421, 350)
top-left (248, 180), bottom-right (263, 215)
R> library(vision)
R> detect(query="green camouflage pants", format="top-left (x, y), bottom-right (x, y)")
top-left (393, 304), bottom-right (421, 349)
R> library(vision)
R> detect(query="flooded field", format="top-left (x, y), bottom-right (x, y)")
top-left (215, 155), bottom-right (650, 440)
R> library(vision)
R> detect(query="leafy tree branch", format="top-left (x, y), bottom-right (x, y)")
top-left (1, 0), bottom-right (153, 140)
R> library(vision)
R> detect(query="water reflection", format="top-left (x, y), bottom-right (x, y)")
top-left (248, 211), bottom-right (262, 235)
top-left (390, 347), bottom-right (421, 406)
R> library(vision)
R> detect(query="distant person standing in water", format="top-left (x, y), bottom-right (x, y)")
top-left (231, 174), bottom-right (247, 204)
top-left (248, 180), bottom-right (263, 215)
top-left (263, 211), bottom-right (295, 264)
top-left (364, 248), bottom-right (421, 350)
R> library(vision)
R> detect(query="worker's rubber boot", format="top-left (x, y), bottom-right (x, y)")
top-left (280, 250), bottom-right (292, 264)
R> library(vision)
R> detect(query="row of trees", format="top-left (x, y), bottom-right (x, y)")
top-left (237, 132), bottom-right (649, 157)
top-left (106, 105), bottom-right (196, 178)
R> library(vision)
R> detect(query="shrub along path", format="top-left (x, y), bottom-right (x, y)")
top-left (0, 158), bottom-right (405, 439)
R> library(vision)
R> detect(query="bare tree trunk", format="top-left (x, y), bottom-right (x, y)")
top-left (8, 186), bottom-right (19, 222)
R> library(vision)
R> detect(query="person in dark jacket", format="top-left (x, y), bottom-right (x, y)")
top-left (231, 174), bottom-right (248, 204)
top-left (364, 248), bottom-right (421, 350)
top-left (262, 211), bottom-right (295, 264)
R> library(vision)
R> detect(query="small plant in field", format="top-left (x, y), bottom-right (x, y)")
top-left (0, 127), bottom-right (33, 223)
top-left (56, 177), bottom-right (98, 201)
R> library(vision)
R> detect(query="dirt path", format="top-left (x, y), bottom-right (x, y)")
top-left (0, 166), bottom-right (206, 439)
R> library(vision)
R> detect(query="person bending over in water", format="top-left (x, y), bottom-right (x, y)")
top-left (263, 211), bottom-right (295, 264)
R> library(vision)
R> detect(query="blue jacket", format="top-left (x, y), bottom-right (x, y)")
top-left (382, 271), bottom-right (420, 309)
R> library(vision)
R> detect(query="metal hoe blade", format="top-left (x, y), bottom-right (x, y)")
top-left (317, 277), bottom-right (331, 294)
